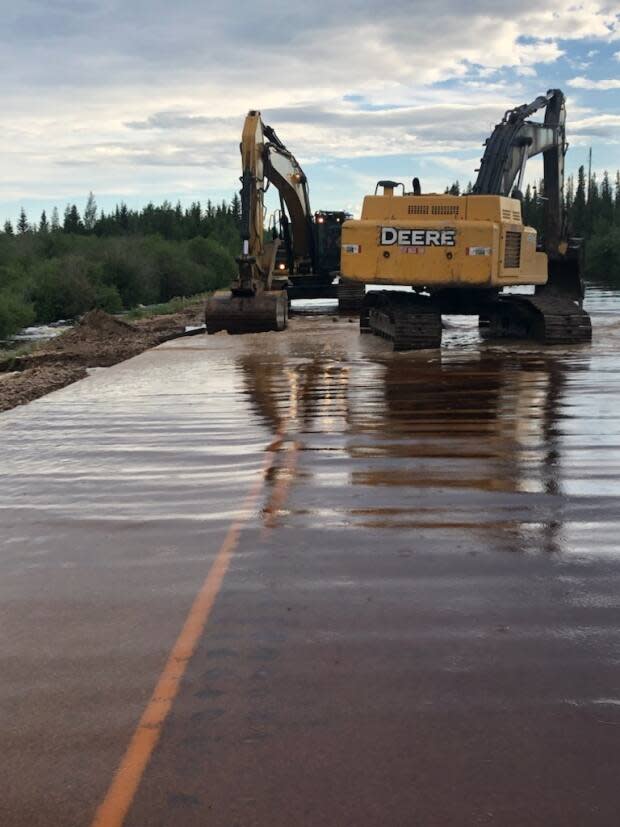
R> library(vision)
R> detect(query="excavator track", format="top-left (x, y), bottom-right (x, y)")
top-left (361, 291), bottom-right (442, 351)
top-left (480, 294), bottom-right (592, 344)
top-left (205, 290), bottom-right (288, 334)
top-left (338, 278), bottom-right (366, 313)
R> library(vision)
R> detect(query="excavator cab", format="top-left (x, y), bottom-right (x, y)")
top-left (314, 211), bottom-right (349, 276)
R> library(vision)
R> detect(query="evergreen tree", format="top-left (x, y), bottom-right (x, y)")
top-left (230, 192), bottom-right (242, 227)
top-left (187, 201), bottom-right (202, 237)
top-left (51, 207), bottom-right (60, 232)
top-left (83, 192), bottom-right (97, 231)
top-left (600, 171), bottom-right (614, 226)
top-left (565, 175), bottom-right (574, 214)
top-left (119, 203), bottom-right (129, 231)
top-left (572, 165), bottom-right (587, 236)
top-left (39, 210), bottom-right (49, 233)
top-left (3, 220), bottom-right (14, 235)
top-left (63, 204), bottom-right (83, 233)
top-left (17, 207), bottom-right (29, 234)
top-left (588, 173), bottom-right (600, 233)
top-left (522, 184), bottom-right (533, 226)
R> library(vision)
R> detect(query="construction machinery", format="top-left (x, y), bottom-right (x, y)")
top-left (340, 89), bottom-right (592, 350)
top-left (205, 111), bottom-right (362, 334)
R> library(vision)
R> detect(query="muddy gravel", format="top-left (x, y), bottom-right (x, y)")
top-left (0, 305), bottom-right (204, 412)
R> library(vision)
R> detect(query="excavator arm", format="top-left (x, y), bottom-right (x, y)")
top-left (473, 89), bottom-right (583, 299)
top-left (236, 111), bottom-right (279, 294)
top-left (236, 112), bottom-right (315, 293)
top-left (261, 122), bottom-right (314, 267)
top-left (473, 90), bottom-right (566, 206)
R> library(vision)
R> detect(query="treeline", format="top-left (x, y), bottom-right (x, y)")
top-left (0, 194), bottom-right (242, 339)
top-left (523, 167), bottom-right (620, 283)
top-left (446, 166), bottom-right (620, 283)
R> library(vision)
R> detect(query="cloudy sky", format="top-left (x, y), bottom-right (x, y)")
top-left (1, 0), bottom-right (619, 225)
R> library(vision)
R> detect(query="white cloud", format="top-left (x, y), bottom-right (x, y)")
top-left (569, 76), bottom-right (620, 89)
top-left (0, 0), bottom-right (619, 211)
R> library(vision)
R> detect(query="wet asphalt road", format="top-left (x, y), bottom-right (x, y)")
top-left (2, 290), bottom-right (620, 826)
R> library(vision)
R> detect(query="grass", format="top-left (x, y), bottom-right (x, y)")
top-left (0, 342), bottom-right (39, 371)
top-left (124, 293), bottom-right (209, 320)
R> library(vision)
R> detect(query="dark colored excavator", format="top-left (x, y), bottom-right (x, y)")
top-left (205, 111), bottom-right (363, 334)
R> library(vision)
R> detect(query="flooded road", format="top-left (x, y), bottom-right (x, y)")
top-left (1, 288), bottom-right (620, 825)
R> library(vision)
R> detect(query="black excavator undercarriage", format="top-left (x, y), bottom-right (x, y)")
top-left (361, 289), bottom-right (591, 353)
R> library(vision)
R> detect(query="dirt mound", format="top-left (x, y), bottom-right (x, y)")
top-left (46, 309), bottom-right (139, 351)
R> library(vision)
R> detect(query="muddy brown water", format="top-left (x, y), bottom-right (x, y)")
top-left (1, 287), bottom-right (620, 826)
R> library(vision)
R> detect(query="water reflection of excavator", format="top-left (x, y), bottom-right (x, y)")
top-left (205, 111), bottom-right (365, 334)
top-left (237, 331), bottom-right (574, 553)
top-left (341, 89), bottom-right (593, 350)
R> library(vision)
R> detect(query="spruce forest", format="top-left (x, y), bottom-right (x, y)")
top-left (0, 195), bottom-right (242, 339)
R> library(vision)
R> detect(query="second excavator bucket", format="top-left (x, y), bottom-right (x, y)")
top-left (205, 289), bottom-right (288, 335)
top-left (536, 245), bottom-right (586, 304)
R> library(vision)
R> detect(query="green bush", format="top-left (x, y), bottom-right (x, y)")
top-left (93, 283), bottom-right (123, 314)
top-left (151, 242), bottom-right (205, 301)
top-left (0, 260), bottom-right (31, 293)
top-left (187, 237), bottom-right (235, 288)
top-left (100, 239), bottom-right (159, 307)
top-left (0, 289), bottom-right (35, 339)
top-left (585, 228), bottom-right (620, 284)
top-left (31, 256), bottom-right (99, 322)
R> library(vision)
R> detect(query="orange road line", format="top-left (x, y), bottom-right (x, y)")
top-left (263, 439), bottom-right (299, 532)
top-left (90, 426), bottom-right (293, 827)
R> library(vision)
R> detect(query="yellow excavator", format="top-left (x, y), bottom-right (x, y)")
top-left (340, 89), bottom-right (592, 349)
top-left (205, 111), bottom-right (363, 333)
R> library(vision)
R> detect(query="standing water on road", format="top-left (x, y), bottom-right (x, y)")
top-left (1, 284), bottom-right (620, 827)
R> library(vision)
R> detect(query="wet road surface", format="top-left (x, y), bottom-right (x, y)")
top-left (2, 289), bottom-right (620, 826)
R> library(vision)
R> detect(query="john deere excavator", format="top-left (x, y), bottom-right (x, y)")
top-left (340, 89), bottom-right (592, 350)
top-left (205, 111), bottom-right (363, 334)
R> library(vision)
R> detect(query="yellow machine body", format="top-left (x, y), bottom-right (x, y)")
top-left (341, 193), bottom-right (547, 289)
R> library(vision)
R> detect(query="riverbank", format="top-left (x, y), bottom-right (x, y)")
top-left (0, 301), bottom-right (205, 413)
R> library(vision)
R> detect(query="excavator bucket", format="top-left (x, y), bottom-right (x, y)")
top-left (205, 289), bottom-right (288, 334)
top-left (536, 247), bottom-right (585, 303)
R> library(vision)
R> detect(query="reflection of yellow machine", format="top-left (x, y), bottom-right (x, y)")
top-left (341, 90), bottom-right (592, 350)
